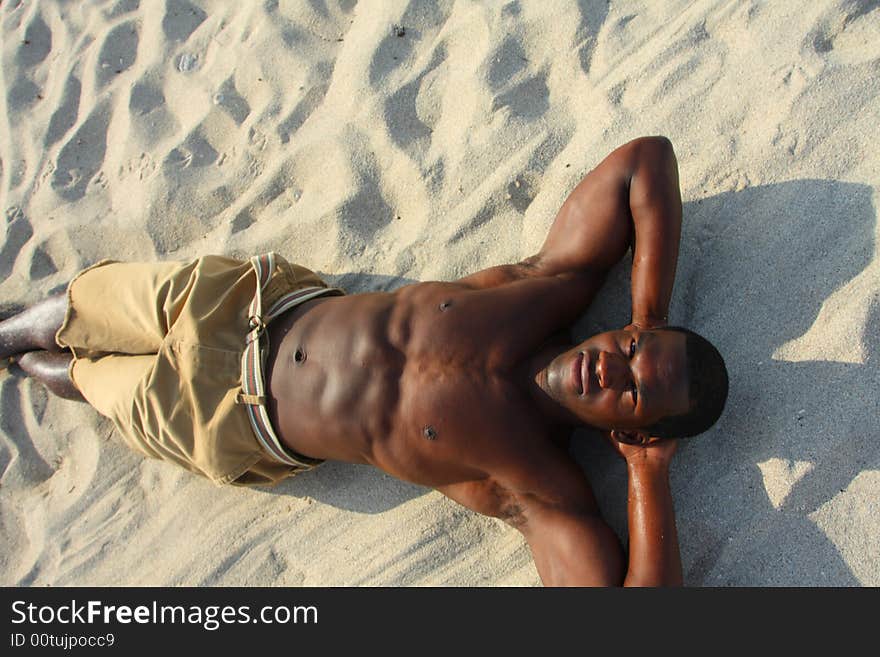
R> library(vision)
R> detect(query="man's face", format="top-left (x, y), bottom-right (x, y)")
top-left (541, 327), bottom-right (690, 432)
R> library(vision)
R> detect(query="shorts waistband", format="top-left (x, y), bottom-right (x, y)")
top-left (236, 254), bottom-right (341, 469)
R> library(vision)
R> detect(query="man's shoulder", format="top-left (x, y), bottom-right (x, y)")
top-left (482, 436), bottom-right (600, 517)
top-left (437, 450), bottom-right (598, 527)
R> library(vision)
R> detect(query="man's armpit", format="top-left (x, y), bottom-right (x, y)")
top-left (490, 482), bottom-right (529, 528)
top-left (437, 478), bottom-right (529, 527)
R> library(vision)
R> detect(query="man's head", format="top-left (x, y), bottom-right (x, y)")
top-left (538, 325), bottom-right (728, 442)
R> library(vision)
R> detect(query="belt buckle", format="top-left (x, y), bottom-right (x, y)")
top-left (247, 314), bottom-right (266, 341)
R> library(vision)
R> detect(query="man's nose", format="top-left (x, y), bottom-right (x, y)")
top-left (596, 351), bottom-right (627, 389)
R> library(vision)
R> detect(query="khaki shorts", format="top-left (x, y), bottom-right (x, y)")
top-left (55, 254), bottom-right (342, 486)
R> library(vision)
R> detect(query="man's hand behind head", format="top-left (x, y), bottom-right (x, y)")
top-left (625, 318), bottom-right (667, 332)
top-left (604, 429), bottom-right (678, 467)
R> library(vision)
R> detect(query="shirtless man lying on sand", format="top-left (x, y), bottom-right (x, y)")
top-left (1, 136), bottom-right (727, 586)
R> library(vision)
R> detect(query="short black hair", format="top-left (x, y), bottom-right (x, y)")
top-left (644, 326), bottom-right (728, 439)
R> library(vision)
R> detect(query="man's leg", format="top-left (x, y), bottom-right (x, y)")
top-left (16, 351), bottom-right (84, 401)
top-left (1, 293), bottom-right (83, 401)
top-left (0, 293), bottom-right (68, 360)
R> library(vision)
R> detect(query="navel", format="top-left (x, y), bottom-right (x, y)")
top-left (293, 347), bottom-right (306, 364)
top-left (438, 300), bottom-right (453, 312)
top-left (423, 425), bottom-right (438, 440)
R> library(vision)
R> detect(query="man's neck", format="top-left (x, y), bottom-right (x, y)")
top-left (519, 342), bottom-right (579, 428)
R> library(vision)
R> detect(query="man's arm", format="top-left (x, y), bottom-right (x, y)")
top-left (621, 451), bottom-right (682, 586)
top-left (626, 138), bottom-right (683, 328)
top-left (521, 441), bottom-right (682, 587)
top-left (520, 504), bottom-right (626, 586)
top-left (459, 136), bottom-right (682, 327)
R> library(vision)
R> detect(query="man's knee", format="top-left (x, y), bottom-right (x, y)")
top-left (34, 294), bottom-right (70, 351)
top-left (17, 351), bottom-right (83, 401)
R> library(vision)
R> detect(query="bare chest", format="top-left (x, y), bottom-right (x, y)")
top-left (376, 358), bottom-right (545, 487)
top-left (268, 283), bottom-right (553, 484)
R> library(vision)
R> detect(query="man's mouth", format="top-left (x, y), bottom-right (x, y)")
top-left (581, 351), bottom-right (590, 395)
top-left (573, 351), bottom-right (589, 395)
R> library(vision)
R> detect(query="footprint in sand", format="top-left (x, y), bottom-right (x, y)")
top-left (16, 12), bottom-right (52, 69)
top-left (809, 0), bottom-right (880, 65)
top-left (96, 20), bottom-right (139, 89)
top-left (336, 174), bottom-right (396, 248)
top-left (1, 206), bottom-right (33, 279)
top-left (277, 81), bottom-right (329, 144)
top-left (487, 36), bottom-right (529, 91)
top-left (213, 76), bottom-right (251, 126)
top-left (104, 0), bottom-right (140, 20)
top-left (129, 78), bottom-right (165, 116)
top-left (119, 153), bottom-right (157, 181)
top-left (5, 76), bottom-right (42, 114)
top-left (164, 146), bottom-right (193, 169)
top-left (0, 379), bottom-right (54, 486)
top-left (574, 0), bottom-right (611, 75)
top-left (384, 44), bottom-right (448, 157)
top-left (29, 245), bottom-right (57, 280)
top-left (89, 170), bottom-right (110, 191)
top-left (45, 74), bottom-right (81, 148)
top-left (51, 102), bottom-right (111, 201)
top-left (505, 175), bottom-right (538, 214)
top-left (128, 76), bottom-right (178, 143)
top-left (248, 127), bottom-right (268, 151)
top-left (162, 0), bottom-right (207, 42)
top-left (7, 13), bottom-right (52, 114)
top-left (163, 131), bottom-right (218, 172)
top-left (491, 70), bottom-right (550, 121)
top-left (231, 170), bottom-right (302, 236)
top-left (368, 0), bottom-right (453, 89)
top-left (231, 210), bottom-right (255, 235)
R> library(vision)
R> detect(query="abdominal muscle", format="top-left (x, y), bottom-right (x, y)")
top-left (265, 290), bottom-right (403, 466)
top-left (264, 283), bottom-right (539, 488)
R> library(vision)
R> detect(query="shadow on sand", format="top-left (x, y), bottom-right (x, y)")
top-left (573, 178), bottom-right (877, 585)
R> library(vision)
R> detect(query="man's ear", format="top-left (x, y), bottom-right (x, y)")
top-left (611, 429), bottom-right (645, 445)
top-left (610, 429), bottom-right (665, 446)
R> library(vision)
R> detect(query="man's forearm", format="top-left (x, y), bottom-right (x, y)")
top-left (628, 138), bottom-right (682, 328)
top-left (623, 459), bottom-right (683, 587)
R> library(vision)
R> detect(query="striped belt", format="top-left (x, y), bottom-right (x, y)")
top-left (236, 254), bottom-right (340, 468)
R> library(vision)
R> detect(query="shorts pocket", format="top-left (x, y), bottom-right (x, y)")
top-left (149, 340), bottom-right (258, 482)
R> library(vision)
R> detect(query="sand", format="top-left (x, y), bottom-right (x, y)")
top-left (1, 0), bottom-right (878, 586)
